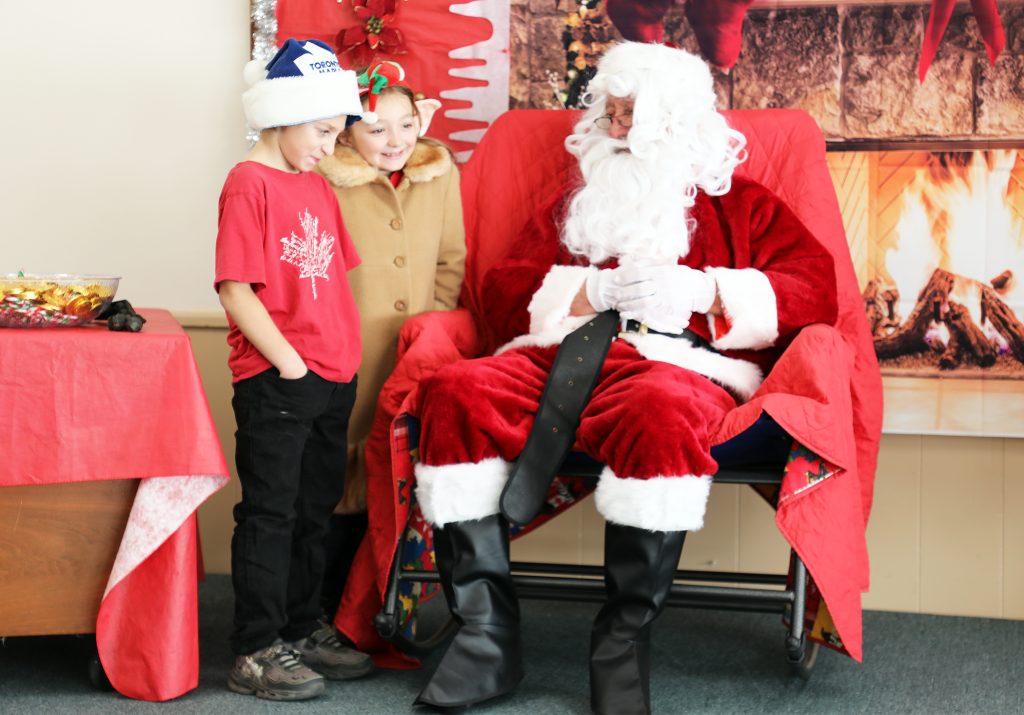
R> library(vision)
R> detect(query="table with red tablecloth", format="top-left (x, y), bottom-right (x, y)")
top-left (0, 309), bottom-right (229, 701)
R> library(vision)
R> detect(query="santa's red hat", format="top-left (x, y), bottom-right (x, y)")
top-left (604, 0), bottom-right (756, 70)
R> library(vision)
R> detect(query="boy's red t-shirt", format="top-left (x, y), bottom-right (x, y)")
top-left (215, 161), bottom-right (362, 383)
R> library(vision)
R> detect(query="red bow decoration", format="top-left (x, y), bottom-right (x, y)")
top-left (683, 0), bottom-right (756, 70)
top-left (919, 0), bottom-right (1005, 82)
top-left (335, 0), bottom-right (407, 67)
top-left (605, 0), bottom-right (672, 44)
top-left (604, 0), bottom-right (755, 70)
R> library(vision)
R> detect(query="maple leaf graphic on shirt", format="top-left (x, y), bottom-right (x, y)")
top-left (280, 209), bottom-right (336, 300)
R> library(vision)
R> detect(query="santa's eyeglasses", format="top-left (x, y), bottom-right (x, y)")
top-left (594, 113), bottom-right (633, 130)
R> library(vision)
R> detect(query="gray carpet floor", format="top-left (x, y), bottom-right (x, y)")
top-left (2, 574), bottom-right (1023, 714)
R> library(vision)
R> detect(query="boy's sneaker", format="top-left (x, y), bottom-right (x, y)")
top-left (292, 621), bottom-right (375, 680)
top-left (227, 642), bottom-right (325, 700)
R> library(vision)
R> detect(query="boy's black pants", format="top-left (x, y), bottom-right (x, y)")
top-left (229, 368), bottom-right (357, 656)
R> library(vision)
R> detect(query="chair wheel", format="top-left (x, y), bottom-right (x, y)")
top-left (785, 633), bottom-right (819, 680)
top-left (373, 611), bottom-right (399, 640)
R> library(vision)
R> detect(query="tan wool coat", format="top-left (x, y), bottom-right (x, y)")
top-left (318, 138), bottom-right (466, 512)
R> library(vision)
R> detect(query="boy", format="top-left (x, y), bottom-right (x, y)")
top-left (215, 38), bottom-right (373, 701)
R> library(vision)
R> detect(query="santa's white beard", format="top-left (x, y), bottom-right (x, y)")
top-left (562, 134), bottom-right (694, 265)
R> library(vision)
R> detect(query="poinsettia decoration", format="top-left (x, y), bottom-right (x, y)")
top-left (335, 0), bottom-right (408, 67)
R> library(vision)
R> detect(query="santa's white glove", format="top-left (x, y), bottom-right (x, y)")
top-left (585, 268), bottom-right (623, 313)
top-left (615, 263), bottom-right (717, 334)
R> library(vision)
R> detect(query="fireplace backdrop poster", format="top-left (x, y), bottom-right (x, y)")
top-left (253, 1), bottom-right (1024, 436)
top-left (829, 150), bottom-right (1024, 437)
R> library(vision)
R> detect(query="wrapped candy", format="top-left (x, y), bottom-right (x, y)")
top-left (0, 275), bottom-right (120, 328)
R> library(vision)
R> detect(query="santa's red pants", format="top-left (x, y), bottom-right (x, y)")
top-left (414, 341), bottom-right (736, 532)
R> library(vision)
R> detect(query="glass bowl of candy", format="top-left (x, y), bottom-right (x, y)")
top-left (0, 274), bottom-right (121, 328)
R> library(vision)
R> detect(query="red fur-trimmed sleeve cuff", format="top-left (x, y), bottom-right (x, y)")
top-left (528, 265), bottom-right (595, 332)
top-left (495, 264), bottom-right (596, 353)
top-left (704, 267), bottom-right (779, 351)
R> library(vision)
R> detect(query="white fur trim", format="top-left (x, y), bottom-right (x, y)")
top-left (243, 70), bottom-right (363, 130)
top-left (528, 265), bottom-right (596, 335)
top-left (594, 466), bottom-right (712, 532)
top-left (495, 318), bottom-right (592, 355)
top-left (495, 261), bottom-right (764, 400)
top-left (704, 267), bottom-right (779, 351)
top-left (243, 59), bottom-right (267, 87)
top-left (617, 332), bottom-right (763, 402)
top-left (493, 265), bottom-right (597, 354)
top-left (497, 326), bottom-right (762, 400)
top-left (415, 458), bottom-right (511, 527)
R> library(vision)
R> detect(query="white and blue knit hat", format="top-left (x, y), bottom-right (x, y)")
top-left (242, 38), bottom-right (363, 130)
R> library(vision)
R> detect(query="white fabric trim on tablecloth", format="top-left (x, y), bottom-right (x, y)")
top-left (103, 474), bottom-right (226, 597)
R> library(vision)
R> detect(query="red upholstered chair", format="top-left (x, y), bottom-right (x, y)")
top-left (355, 109), bottom-right (882, 674)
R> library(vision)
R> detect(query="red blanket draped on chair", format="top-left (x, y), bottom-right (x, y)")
top-left (335, 108), bottom-right (882, 665)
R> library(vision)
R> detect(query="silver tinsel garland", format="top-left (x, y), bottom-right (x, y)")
top-left (251, 0), bottom-right (279, 64)
top-left (247, 0), bottom-right (279, 143)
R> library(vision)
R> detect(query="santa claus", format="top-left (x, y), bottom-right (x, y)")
top-left (411, 42), bottom-right (838, 714)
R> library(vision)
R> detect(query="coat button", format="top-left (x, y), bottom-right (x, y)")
top-left (394, 256), bottom-right (406, 267)
top-left (390, 218), bottom-right (402, 230)
top-left (394, 299), bottom-right (407, 312)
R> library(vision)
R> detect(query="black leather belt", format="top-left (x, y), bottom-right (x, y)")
top-left (499, 311), bottom-right (619, 526)
top-left (499, 312), bottom-right (718, 526)
top-left (618, 319), bottom-right (715, 351)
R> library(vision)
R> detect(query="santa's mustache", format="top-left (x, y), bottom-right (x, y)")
top-left (581, 137), bottom-right (680, 204)
top-left (562, 132), bottom-right (694, 265)
top-left (577, 134), bottom-right (633, 173)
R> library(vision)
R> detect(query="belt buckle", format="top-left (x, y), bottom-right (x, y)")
top-left (617, 320), bottom-right (648, 340)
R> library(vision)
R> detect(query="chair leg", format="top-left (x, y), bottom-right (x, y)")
top-left (373, 518), bottom-right (410, 641)
top-left (590, 523), bottom-right (686, 715)
top-left (414, 514), bottom-right (524, 710)
top-left (786, 551), bottom-right (819, 679)
top-left (787, 550), bottom-right (807, 652)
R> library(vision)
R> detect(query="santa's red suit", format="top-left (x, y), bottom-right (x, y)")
top-left (414, 176), bottom-right (837, 532)
top-left (399, 42), bottom-right (872, 715)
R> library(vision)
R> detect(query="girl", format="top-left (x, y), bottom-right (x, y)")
top-left (316, 62), bottom-right (466, 617)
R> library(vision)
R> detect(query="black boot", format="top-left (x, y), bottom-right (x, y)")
top-left (590, 523), bottom-right (686, 715)
top-left (414, 514), bottom-right (524, 710)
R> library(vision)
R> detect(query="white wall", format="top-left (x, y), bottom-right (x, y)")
top-left (0, 1), bottom-right (250, 314)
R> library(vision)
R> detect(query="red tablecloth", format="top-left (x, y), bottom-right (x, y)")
top-left (0, 309), bottom-right (229, 701)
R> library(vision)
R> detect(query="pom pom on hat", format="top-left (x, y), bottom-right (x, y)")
top-left (356, 61), bottom-right (406, 124)
top-left (243, 58), bottom-right (268, 87)
top-left (243, 38), bottom-right (363, 130)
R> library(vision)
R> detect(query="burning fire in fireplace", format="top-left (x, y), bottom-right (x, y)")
top-left (841, 149), bottom-right (1024, 376)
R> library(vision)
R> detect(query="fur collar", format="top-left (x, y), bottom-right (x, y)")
top-left (318, 138), bottom-right (453, 188)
